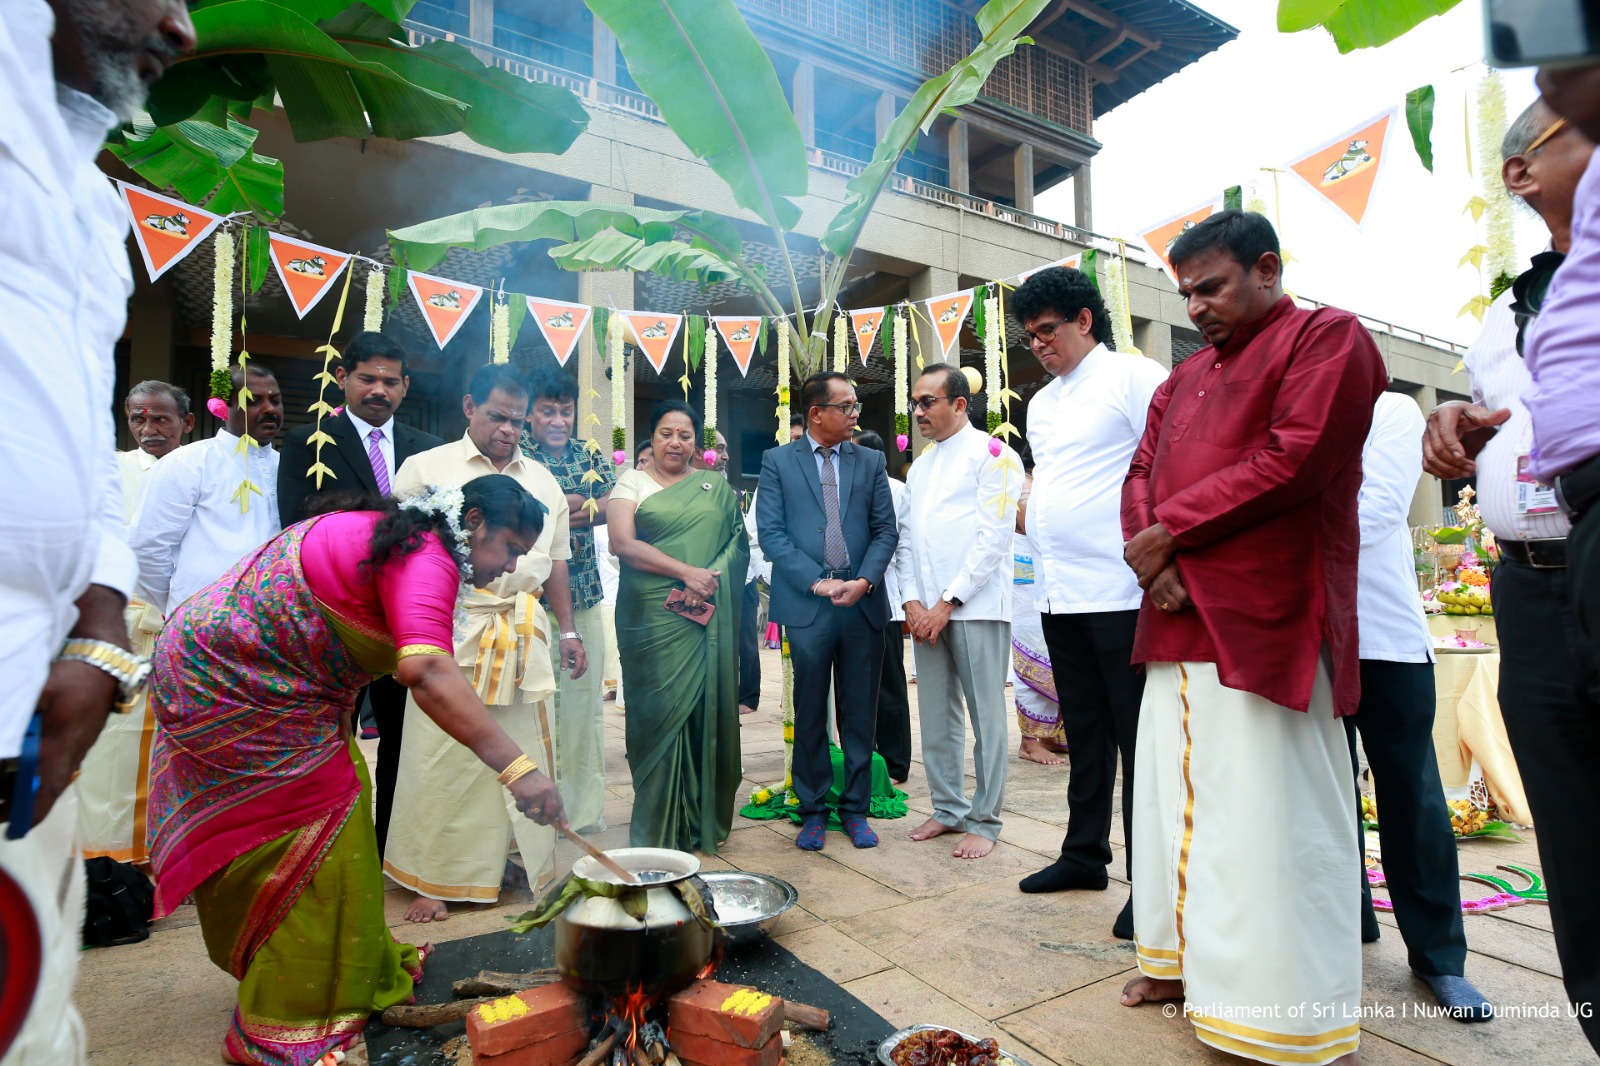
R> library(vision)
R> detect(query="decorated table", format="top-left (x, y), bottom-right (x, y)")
top-left (1427, 618), bottom-right (1530, 826)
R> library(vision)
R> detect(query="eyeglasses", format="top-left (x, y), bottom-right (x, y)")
top-left (1023, 318), bottom-right (1069, 344)
top-left (815, 402), bottom-right (863, 415)
top-left (1526, 117), bottom-right (1568, 154)
top-left (910, 395), bottom-right (953, 412)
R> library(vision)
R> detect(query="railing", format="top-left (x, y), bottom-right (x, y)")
top-left (1291, 296), bottom-right (1467, 354)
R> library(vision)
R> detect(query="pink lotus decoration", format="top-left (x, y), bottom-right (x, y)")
top-left (613, 449), bottom-right (628, 467)
top-left (896, 433), bottom-right (909, 452)
top-left (206, 397), bottom-right (229, 420)
top-left (332, 405), bottom-right (344, 416)
top-left (703, 448), bottom-right (719, 467)
top-left (988, 437), bottom-right (1003, 457)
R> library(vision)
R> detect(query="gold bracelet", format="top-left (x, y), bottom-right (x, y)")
top-left (496, 754), bottom-right (538, 787)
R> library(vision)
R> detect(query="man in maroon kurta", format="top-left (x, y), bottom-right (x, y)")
top-left (1117, 212), bottom-right (1385, 1066)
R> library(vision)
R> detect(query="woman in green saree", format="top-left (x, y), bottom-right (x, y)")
top-left (608, 401), bottom-right (749, 852)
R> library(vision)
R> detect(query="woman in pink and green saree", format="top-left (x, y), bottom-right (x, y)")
top-left (145, 475), bottom-right (563, 1066)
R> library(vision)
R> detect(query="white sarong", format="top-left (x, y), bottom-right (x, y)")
top-left (76, 599), bottom-right (162, 862)
top-left (1132, 661), bottom-right (1362, 1065)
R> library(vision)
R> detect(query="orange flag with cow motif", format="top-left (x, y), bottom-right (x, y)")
top-left (925, 291), bottom-right (973, 360)
top-left (268, 235), bottom-right (350, 318)
top-left (527, 297), bottom-right (591, 366)
top-left (624, 312), bottom-right (682, 374)
top-left (1288, 110), bottom-right (1395, 227)
top-left (712, 316), bottom-right (761, 376)
top-left (1140, 201), bottom-right (1217, 279)
top-left (408, 271), bottom-right (482, 349)
top-left (1019, 255), bottom-right (1080, 284)
top-left (117, 182), bottom-right (223, 282)
top-left (849, 308), bottom-right (885, 365)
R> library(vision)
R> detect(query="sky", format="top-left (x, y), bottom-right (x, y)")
top-left (1034, 0), bottom-right (1545, 348)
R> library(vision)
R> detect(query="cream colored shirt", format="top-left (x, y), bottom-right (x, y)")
top-left (392, 433), bottom-right (570, 598)
top-left (118, 447), bottom-right (164, 523)
top-left (610, 468), bottom-right (668, 507)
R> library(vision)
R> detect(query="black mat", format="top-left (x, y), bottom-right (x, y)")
top-left (364, 925), bottom-right (896, 1065)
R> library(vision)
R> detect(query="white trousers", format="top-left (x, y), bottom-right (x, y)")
top-left (547, 605), bottom-right (608, 833)
top-left (0, 790), bottom-right (86, 1065)
top-left (1132, 662), bottom-right (1362, 1065)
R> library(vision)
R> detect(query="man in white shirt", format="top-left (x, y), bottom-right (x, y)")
top-left (1355, 392), bottom-right (1492, 1021)
top-left (117, 380), bottom-right (193, 520)
top-left (0, 1), bottom-right (194, 1061)
top-left (1425, 99), bottom-right (1599, 1042)
top-left (1011, 268), bottom-right (1166, 937)
top-left (856, 429), bottom-right (914, 783)
top-left (898, 365), bottom-right (1020, 859)
top-left (131, 364), bottom-right (283, 616)
top-left (78, 380), bottom-right (192, 865)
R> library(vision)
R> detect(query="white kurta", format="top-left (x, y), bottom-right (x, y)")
top-left (1357, 394), bottom-right (1434, 664)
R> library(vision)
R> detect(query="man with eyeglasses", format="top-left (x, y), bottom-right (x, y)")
top-left (757, 372), bottom-right (898, 851)
top-left (1426, 95), bottom-right (1599, 1048)
top-left (1010, 267), bottom-right (1165, 939)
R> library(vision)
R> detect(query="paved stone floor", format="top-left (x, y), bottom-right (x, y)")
top-left (83, 644), bottom-right (1594, 1064)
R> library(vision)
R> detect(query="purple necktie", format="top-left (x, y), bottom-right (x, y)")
top-left (368, 428), bottom-right (391, 496)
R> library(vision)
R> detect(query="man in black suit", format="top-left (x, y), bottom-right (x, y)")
top-left (276, 331), bottom-right (442, 856)
top-left (758, 372), bottom-right (898, 851)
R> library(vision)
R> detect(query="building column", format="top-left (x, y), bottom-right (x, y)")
top-left (592, 18), bottom-right (616, 83)
top-left (947, 119), bottom-right (969, 193)
top-left (792, 62), bottom-right (815, 148)
top-left (467, 0), bottom-right (494, 61)
top-left (1073, 161), bottom-right (1092, 232)
top-left (907, 267), bottom-right (960, 460)
top-left (875, 92), bottom-right (896, 141)
top-left (582, 187), bottom-right (636, 450)
top-left (1131, 318), bottom-right (1171, 369)
top-left (1012, 143), bottom-right (1034, 213)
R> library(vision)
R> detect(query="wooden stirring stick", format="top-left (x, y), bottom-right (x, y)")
top-left (557, 822), bottom-right (641, 885)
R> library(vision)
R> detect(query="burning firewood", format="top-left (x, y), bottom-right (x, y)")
top-left (575, 1031), bottom-right (619, 1066)
top-left (379, 997), bottom-right (494, 1027)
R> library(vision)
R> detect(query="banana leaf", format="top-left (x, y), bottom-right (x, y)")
top-left (584, 0), bottom-right (807, 232)
top-left (107, 113), bottom-right (285, 220)
top-left (548, 232), bottom-right (744, 286)
top-left (1276, 0), bottom-right (1463, 53)
top-left (387, 200), bottom-right (744, 274)
top-left (820, 0), bottom-right (1053, 258)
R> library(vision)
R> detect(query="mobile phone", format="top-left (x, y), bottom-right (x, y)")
top-left (1485, 0), bottom-right (1600, 69)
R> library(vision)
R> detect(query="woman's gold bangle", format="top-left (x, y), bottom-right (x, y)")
top-left (497, 754), bottom-right (538, 787)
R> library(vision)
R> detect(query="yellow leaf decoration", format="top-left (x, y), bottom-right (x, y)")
top-left (307, 400), bottom-right (338, 417)
top-left (585, 413), bottom-right (601, 427)
top-left (994, 421), bottom-right (1019, 438)
top-left (1458, 245), bottom-right (1487, 270)
top-left (584, 438), bottom-right (602, 455)
top-left (999, 388), bottom-right (1022, 405)
top-left (315, 344), bottom-right (339, 358)
top-left (232, 435), bottom-right (251, 456)
top-left (306, 462), bottom-right (337, 488)
top-left (1463, 196), bottom-right (1487, 222)
top-left (1453, 358), bottom-right (1466, 373)
top-left (580, 469), bottom-right (603, 485)
top-left (306, 430), bottom-right (337, 448)
top-left (230, 478), bottom-right (264, 514)
top-left (313, 370), bottom-right (338, 387)
top-left (583, 499), bottom-right (600, 520)
top-left (1456, 295), bottom-right (1492, 322)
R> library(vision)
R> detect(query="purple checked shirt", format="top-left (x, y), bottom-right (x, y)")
top-left (1526, 146), bottom-right (1600, 480)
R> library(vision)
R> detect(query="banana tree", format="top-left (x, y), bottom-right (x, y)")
top-left (113, 0), bottom-right (589, 222)
top-left (387, 0), bottom-right (1054, 378)
top-left (1277, 0), bottom-right (1463, 52)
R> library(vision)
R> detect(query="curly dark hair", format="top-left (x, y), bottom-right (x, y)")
top-left (1010, 266), bottom-right (1110, 344)
top-left (305, 474), bottom-right (546, 577)
top-left (1168, 209), bottom-right (1280, 275)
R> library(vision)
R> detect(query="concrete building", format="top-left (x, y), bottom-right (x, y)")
top-left (110, 0), bottom-right (1466, 523)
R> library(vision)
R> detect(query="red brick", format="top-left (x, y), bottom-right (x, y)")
top-left (668, 980), bottom-right (784, 1049)
top-left (465, 983), bottom-right (589, 1057)
top-left (671, 1030), bottom-right (783, 1066)
top-left (475, 1025), bottom-right (590, 1066)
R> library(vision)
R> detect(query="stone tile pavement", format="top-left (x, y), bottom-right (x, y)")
top-left (81, 645), bottom-right (1594, 1064)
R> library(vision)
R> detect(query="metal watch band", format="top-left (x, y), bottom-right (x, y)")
top-left (559, 631), bottom-right (583, 642)
top-left (58, 638), bottom-right (151, 708)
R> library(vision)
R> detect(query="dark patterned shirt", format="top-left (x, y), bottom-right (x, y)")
top-left (521, 433), bottom-right (616, 612)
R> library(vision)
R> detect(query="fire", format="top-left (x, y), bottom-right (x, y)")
top-left (615, 984), bottom-right (653, 1051)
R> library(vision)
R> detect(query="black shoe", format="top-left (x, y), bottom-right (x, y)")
top-left (1019, 858), bottom-right (1108, 893)
top-left (1112, 896), bottom-right (1134, 940)
top-left (1361, 906), bottom-right (1381, 943)
top-left (1418, 973), bottom-right (1493, 1022)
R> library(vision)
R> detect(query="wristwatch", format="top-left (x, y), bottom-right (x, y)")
top-left (941, 591), bottom-right (965, 608)
top-left (559, 631), bottom-right (583, 642)
top-left (58, 639), bottom-right (151, 711)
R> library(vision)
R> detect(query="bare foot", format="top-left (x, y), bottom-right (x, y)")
top-left (953, 833), bottom-right (995, 859)
top-left (404, 895), bottom-right (450, 923)
top-left (739, 704), bottom-right (757, 715)
top-left (1120, 975), bottom-right (1184, 1006)
top-left (909, 817), bottom-right (958, 841)
top-left (1330, 1054), bottom-right (1359, 1066)
top-left (1019, 737), bottom-right (1066, 765)
top-left (222, 1042), bottom-right (246, 1065)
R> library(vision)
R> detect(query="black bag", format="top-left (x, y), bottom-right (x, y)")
top-left (81, 858), bottom-right (154, 948)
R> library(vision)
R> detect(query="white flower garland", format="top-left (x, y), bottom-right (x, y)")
top-left (362, 267), bottom-right (385, 333)
top-left (775, 321), bottom-right (791, 443)
top-left (609, 314), bottom-right (628, 464)
top-left (982, 294), bottom-right (1001, 430)
top-left (210, 229), bottom-right (235, 391)
top-left (832, 311), bottom-right (847, 373)
top-left (399, 484), bottom-right (472, 568)
top-left (490, 294), bottom-right (511, 364)
top-left (1104, 254), bottom-right (1137, 354)
top-left (702, 320), bottom-right (718, 460)
top-left (1477, 69), bottom-right (1516, 283)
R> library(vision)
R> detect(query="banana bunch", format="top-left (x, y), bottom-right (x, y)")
top-left (1438, 586), bottom-right (1493, 616)
top-left (1360, 794), bottom-right (1378, 826)
top-left (1449, 799), bottom-right (1492, 836)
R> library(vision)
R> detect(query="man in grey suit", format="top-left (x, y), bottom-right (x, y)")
top-left (276, 330), bottom-right (442, 856)
top-left (758, 372), bottom-right (898, 851)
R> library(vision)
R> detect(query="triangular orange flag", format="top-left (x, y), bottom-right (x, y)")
top-left (1018, 254), bottom-right (1080, 284)
top-left (408, 271), bottom-right (483, 349)
top-left (527, 297), bottom-right (591, 366)
top-left (1140, 202), bottom-right (1218, 278)
top-left (712, 316), bottom-right (761, 377)
top-left (623, 312), bottom-right (683, 374)
top-left (849, 308), bottom-right (885, 365)
top-left (268, 235), bottom-right (350, 319)
top-left (117, 182), bottom-right (222, 281)
top-left (925, 291), bottom-right (973, 360)
top-left (1288, 110), bottom-right (1394, 227)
